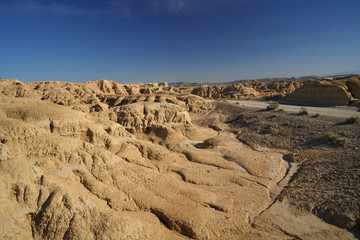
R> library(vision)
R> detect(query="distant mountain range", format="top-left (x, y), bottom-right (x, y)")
top-left (169, 76), bottom-right (317, 87)
top-left (169, 73), bottom-right (360, 87)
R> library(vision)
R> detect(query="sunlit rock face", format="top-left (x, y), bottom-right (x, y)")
top-left (0, 79), bottom-right (357, 240)
top-left (285, 80), bottom-right (353, 106)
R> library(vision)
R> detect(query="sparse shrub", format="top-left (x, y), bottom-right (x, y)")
top-left (345, 116), bottom-right (360, 124)
top-left (341, 131), bottom-right (353, 138)
top-left (239, 112), bottom-right (258, 120)
top-left (231, 112), bottom-right (259, 124)
top-left (313, 113), bottom-right (320, 118)
top-left (268, 126), bottom-right (278, 134)
top-left (283, 121), bottom-right (292, 126)
top-left (299, 107), bottom-right (308, 115)
top-left (325, 131), bottom-right (347, 146)
top-left (203, 137), bottom-right (223, 148)
top-left (266, 102), bottom-right (279, 111)
top-left (264, 123), bottom-right (279, 134)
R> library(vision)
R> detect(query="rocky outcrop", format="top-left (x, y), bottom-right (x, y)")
top-left (0, 79), bottom-right (177, 106)
top-left (191, 84), bottom-right (260, 99)
top-left (191, 80), bottom-right (303, 99)
top-left (284, 80), bottom-right (353, 105)
top-left (190, 76), bottom-right (360, 103)
top-left (346, 78), bottom-right (360, 99)
top-left (0, 79), bottom-right (207, 132)
top-left (111, 102), bottom-right (191, 130)
top-left (249, 80), bottom-right (303, 95)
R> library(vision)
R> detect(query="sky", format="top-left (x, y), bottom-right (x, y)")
top-left (0, 0), bottom-right (360, 83)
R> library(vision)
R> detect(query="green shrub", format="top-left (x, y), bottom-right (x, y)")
top-left (264, 123), bottom-right (279, 134)
top-left (325, 131), bottom-right (347, 146)
top-left (345, 116), bottom-right (360, 124)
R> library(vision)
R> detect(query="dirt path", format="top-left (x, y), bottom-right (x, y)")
top-left (228, 100), bottom-right (360, 119)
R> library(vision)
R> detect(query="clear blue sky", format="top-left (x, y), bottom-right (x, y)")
top-left (1, 0), bottom-right (360, 83)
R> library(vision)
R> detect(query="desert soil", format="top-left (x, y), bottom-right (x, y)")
top-left (0, 79), bottom-right (359, 239)
top-left (228, 100), bottom-right (360, 118)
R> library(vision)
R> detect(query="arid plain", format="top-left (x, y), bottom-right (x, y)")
top-left (0, 75), bottom-right (359, 239)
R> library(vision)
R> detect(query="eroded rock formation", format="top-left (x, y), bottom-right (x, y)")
top-left (189, 75), bottom-right (360, 106)
top-left (285, 80), bottom-right (354, 106)
top-left (191, 80), bottom-right (303, 99)
top-left (0, 79), bottom-right (357, 239)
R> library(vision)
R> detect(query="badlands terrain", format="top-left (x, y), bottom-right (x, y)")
top-left (0, 76), bottom-right (359, 239)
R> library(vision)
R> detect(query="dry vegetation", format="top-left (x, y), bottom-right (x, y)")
top-left (346, 116), bottom-right (360, 124)
top-left (324, 131), bottom-right (347, 146)
top-left (202, 137), bottom-right (223, 148)
top-left (266, 102), bottom-right (279, 111)
top-left (298, 107), bottom-right (308, 115)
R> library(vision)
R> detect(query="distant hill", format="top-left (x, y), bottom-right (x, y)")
top-left (168, 81), bottom-right (208, 87)
top-left (169, 76), bottom-right (317, 87)
top-left (228, 76), bottom-right (317, 84)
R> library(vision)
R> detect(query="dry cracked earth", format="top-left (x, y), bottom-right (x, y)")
top-left (0, 79), bottom-right (359, 239)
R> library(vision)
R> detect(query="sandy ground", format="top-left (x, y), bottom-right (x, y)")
top-left (228, 100), bottom-right (360, 118)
